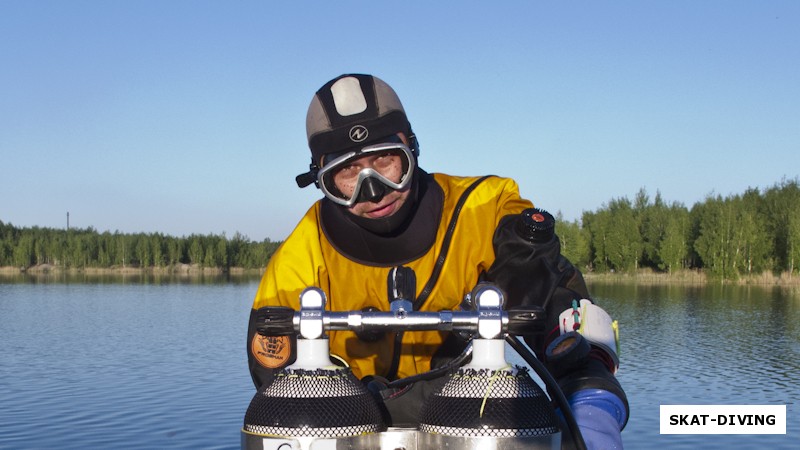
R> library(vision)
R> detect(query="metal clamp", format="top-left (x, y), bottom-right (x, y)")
top-left (292, 284), bottom-right (509, 340)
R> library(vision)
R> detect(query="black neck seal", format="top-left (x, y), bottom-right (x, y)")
top-left (320, 169), bottom-right (443, 266)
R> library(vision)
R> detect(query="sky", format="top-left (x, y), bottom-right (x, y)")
top-left (2, 1), bottom-right (798, 242)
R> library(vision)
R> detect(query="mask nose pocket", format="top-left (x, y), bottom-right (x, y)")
top-left (357, 177), bottom-right (389, 203)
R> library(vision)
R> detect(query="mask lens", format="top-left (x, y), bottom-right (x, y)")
top-left (318, 143), bottom-right (415, 206)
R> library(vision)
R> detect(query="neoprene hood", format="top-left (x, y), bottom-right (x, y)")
top-left (306, 74), bottom-right (413, 165)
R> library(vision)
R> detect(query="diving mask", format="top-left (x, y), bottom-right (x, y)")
top-left (317, 141), bottom-right (416, 207)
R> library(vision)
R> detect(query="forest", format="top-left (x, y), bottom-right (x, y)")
top-left (2, 178), bottom-right (799, 280)
top-left (556, 178), bottom-right (800, 280)
top-left (0, 225), bottom-right (280, 271)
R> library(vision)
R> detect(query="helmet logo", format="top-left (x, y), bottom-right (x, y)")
top-left (349, 125), bottom-right (369, 143)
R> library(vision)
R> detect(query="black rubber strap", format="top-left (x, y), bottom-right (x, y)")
top-left (386, 175), bottom-right (493, 380)
top-left (415, 175), bottom-right (492, 309)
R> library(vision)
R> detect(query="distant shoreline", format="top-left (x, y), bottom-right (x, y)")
top-left (2, 265), bottom-right (798, 287)
top-left (583, 269), bottom-right (800, 287)
top-left (0, 264), bottom-right (264, 278)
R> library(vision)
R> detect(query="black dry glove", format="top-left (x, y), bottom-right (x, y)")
top-left (362, 375), bottom-right (448, 428)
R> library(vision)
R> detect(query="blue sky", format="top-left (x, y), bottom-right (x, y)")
top-left (2, 1), bottom-right (798, 242)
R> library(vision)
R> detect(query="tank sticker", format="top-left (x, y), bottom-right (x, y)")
top-left (252, 334), bottom-right (292, 369)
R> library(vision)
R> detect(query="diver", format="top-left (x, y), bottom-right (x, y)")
top-left (247, 74), bottom-right (628, 449)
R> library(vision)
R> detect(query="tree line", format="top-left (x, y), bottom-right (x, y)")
top-left (0, 224), bottom-right (281, 270)
top-left (3, 178), bottom-right (799, 279)
top-left (556, 178), bottom-right (800, 280)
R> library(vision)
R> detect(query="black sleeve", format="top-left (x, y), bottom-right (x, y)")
top-left (247, 308), bottom-right (297, 390)
top-left (486, 211), bottom-right (628, 426)
top-left (486, 213), bottom-right (589, 357)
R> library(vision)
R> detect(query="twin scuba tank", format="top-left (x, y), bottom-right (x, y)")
top-left (242, 209), bottom-right (567, 450)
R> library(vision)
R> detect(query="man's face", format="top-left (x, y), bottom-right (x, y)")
top-left (328, 133), bottom-right (412, 219)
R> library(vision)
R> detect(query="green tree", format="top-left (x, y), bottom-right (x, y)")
top-left (166, 237), bottom-right (185, 265)
top-left (214, 234), bottom-right (230, 269)
top-left (582, 209), bottom-right (609, 272)
top-left (556, 213), bottom-right (590, 268)
top-left (150, 234), bottom-right (165, 267)
top-left (788, 206), bottom-right (800, 276)
top-left (203, 236), bottom-right (219, 267)
top-left (693, 195), bottom-right (739, 279)
top-left (13, 233), bottom-right (35, 267)
top-left (135, 235), bottom-right (152, 267)
top-left (761, 178), bottom-right (800, 273)
top-left (606, 197), bottom-right (642, 272)
top-left (229, 232), bottom-right (251, 267)
top-left (657, 203), bottom-right (691, 272)
top-left (735, 189), bottom-right (771, 275)
top-left (188, 236), bottom-right (204, 266)
top-left (0, 221), bottom-right (13, 266)
top-left (637, 190), bottom-right (668, 269)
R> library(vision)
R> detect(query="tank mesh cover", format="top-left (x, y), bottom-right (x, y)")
top-left (419, 367), bottom-right (559, 437)
top-left (243, 368), bottom-right (386, 438)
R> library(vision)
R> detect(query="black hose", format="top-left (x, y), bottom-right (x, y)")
top-left (505, 335), bottom-right (588, 450)
top-left (387, 342), bottom-right (473, 389)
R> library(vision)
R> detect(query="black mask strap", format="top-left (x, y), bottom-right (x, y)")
top-left (296, 162), bottom-right (320, 188)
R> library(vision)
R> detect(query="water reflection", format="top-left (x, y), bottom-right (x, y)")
top-left (0, 280), bottom-right (797, 449)
top-left (0, 281), bottom-right (259, 450)
top-left (0, 271), bottom-right (263, 285)
top-left (589, 282), bottom-right (800, 449)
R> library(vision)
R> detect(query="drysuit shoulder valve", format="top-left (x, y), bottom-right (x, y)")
top-left (516, 208), bottom-right (556, 243)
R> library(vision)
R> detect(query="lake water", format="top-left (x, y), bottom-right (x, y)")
top-left (1, 276), bottom-right (798, 449)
